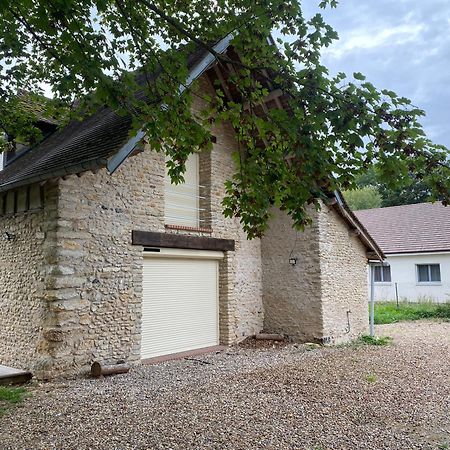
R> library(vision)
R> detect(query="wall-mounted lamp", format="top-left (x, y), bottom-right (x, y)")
top-left (4, 231), bottom-right (15, 241)
top-left (289, 257), bottom-right (298, 266)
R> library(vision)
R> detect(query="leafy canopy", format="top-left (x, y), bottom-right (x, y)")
top-left (343, 186), bottom-right (382, 211)
top-left (0, 0), bottom-right (449, 238)
top-left (355, 167), bottom-right (435, 207)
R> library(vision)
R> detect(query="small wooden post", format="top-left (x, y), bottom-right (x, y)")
top-left (91, 362), bottom-right (130, 378)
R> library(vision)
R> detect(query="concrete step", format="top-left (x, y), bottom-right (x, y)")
top-left (0, 365), bottom-right (32, 386)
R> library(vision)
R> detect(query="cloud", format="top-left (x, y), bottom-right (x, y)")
top-left (301, 0), bottom-right (450, 148)
top-left (324, 23), bottom-right (426, 59)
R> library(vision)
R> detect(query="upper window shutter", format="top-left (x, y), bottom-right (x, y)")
top-left (165, 153), bottom-right (199, 227)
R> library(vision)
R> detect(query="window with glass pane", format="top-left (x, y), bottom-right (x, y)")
top-left (430, 264), bottom-right (441, 282)
top-left (373, 265), bottom-right (382, 282)
top-left (382, 265), bottom-right (392, 282)
top-left (417, 264), bottom-right (441, 283)
top-left (373, 264), bottom-right (391, 282)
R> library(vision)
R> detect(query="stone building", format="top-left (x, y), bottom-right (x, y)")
top-left (0, 41), bottom-right (382, 379)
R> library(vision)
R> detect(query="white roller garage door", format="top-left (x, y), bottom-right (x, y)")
top-left (141, 249), bottom-right (221, 359)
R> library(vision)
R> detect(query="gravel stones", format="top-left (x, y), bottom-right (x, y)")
top-left (1, 320), bottom-right (449, 450)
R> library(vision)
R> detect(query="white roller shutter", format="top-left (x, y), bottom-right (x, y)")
top-left (141, 250), bottom-right (220, 359)
top-left (165, 153), bottom-right (199, 227)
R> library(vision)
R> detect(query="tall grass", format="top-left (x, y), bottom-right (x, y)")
top-left (374, 302), bottom-right (450, 324)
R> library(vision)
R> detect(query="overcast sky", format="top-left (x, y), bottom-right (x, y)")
top-left (302, 0), bottom-right (450, 148)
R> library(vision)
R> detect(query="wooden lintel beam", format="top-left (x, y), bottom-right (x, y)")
top-left (132, 230), bottom-right (235, 252)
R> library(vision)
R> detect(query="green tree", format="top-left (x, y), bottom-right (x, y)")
top-left (356, 167), bottom-right (432, 207)
top-left (0, 0), bottom-right (448, 238)
top-left (343, 187), bottom-right (382, 211)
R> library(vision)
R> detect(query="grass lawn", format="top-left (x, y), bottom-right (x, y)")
top-left (374, 301), bottom-right (450, 324)
top-left (0, 386), bottom-right (28, 414)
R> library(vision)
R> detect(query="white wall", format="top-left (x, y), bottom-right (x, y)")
top-left (373, 252), bottom-right (450, 303)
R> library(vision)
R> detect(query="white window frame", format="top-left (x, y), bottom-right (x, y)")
top-left (373, 263), bottom-right (392, 284)
top-left (0, 151), bottom-right (4, 171)
top-left (416, 264), bottom-right (441, 285)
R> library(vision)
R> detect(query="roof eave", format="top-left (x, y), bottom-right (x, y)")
top-left (0, 158), bottom-right (108, 193)
top-left (332, 191), bottom-right (385, 261)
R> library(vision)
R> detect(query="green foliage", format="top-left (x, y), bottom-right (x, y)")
top-left (377, 181), bottom-right (431, 207)
top-left (365, 373), bottom-right (378, 382)
top-left (356, 167), bottom-right (433, 207)
top-left (343, 186), bottom-right (382, 210)
top-left (374, 302), bottom-right (450, 324)
top-left (0, 386), bottom-right (28, 414)
top-left (0, 1), bottom-right (449, 237)
top-left (0, 386), bottom-right (27, 403)
top-left (359, 335), bottom-right (393, 346)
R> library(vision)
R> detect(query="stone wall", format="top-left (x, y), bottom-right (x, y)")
top-left (318, 206), bottom-right (369, 343)
top-left (25, 75), bottom-right (264, 377)
top-left (0, 182), bottom-right (58, 371)
top-left (262, 208), bottom-right (324, 342)
top-left (0, 73), bottom-right (369, 378)
top-left (262, 205), bottom-right (369, 344)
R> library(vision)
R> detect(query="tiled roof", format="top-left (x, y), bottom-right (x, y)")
top-left (355, 202), bottom-right (450, 254)
top-left (0, 46), bottom-right (209, 193)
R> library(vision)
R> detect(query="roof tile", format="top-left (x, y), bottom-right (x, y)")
top-left (355, 202), bottom-right (450, 254)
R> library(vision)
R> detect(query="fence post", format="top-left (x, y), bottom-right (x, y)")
top-left (370, 264), bottom-right (375, 337)
top-left (395, 282), bottom-right (399, 309)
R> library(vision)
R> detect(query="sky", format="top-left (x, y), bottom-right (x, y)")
top-left (302, 0), bottom-right (450, 148)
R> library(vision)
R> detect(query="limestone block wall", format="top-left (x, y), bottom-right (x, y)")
top-left (318, 206), bottom-right (369, 343)
top-left (261, 208), bottom-right (324, 342)
top-left (262, 205), bottom-right (369, 344)
top-left (33, 74), bottom-right (263, 377)
top-left (206, 113), bottom-right (264, 343)
top-left (0, 182), bottom-right (58, 371)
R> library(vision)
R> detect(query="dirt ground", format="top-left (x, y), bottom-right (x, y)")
top-left (1, 320), bottom-right (449, 450)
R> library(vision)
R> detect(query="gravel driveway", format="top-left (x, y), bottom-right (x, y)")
top-left (1, 320), bottom-right (449, 450)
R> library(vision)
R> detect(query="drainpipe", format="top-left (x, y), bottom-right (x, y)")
top-left (369, 263), bottom-right (375, 337)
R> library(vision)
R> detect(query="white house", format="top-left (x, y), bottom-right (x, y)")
top-left (356, 202), bottom-right (450, 303)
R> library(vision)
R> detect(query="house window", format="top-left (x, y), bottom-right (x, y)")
top-left (373, 264), bottom-right (391, 283)
top-left (417, 264), bottom-right (441, 283)
top-left (164, 153), bottom-right (201, 228)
